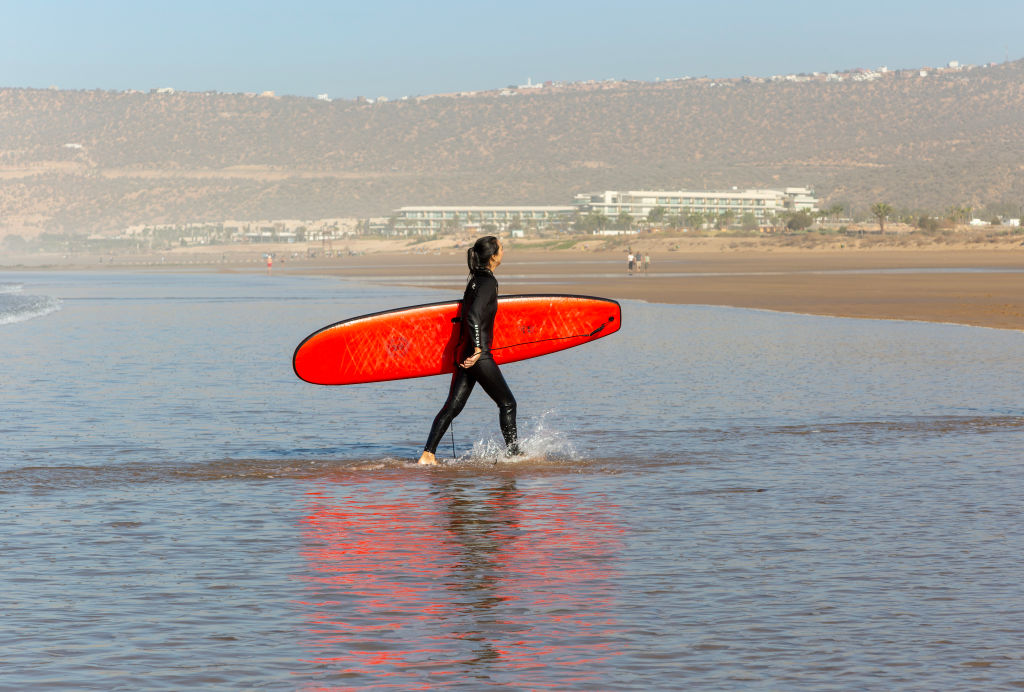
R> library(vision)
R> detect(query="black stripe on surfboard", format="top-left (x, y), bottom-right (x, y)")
top-left (488, 314), bottom-right (616, 352)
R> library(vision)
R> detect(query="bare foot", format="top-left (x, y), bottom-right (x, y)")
top-left (417, 451), bottom-right (437, 466)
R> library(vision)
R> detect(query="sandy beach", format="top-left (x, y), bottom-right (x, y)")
top-left (6, 233), bottom-right (1024, 330)
top-left (273, 235), bottom-right (1024, 331)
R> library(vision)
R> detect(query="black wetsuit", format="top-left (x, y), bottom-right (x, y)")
top-left (424, 268), bottom-right (518, 455)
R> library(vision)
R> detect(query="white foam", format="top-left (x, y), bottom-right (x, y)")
top-left (462, 410), bottom-right (580, 464)
top-left (0, 294), bottom-right (62, 325)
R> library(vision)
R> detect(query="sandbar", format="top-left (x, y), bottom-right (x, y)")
top-left (6, 235), bottom-right (1024, 330)
top-left (281, 240), bottom-right (1024, 331)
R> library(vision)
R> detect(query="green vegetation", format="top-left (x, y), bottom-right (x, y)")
top-left (647, 207), bottom-right (667, 223)
top-left (575, 212), bottom-right (610, 232)
top-left (786, 211), bottom-right (814, 231)
top-left (531, 238), bottom-right (583, 250)
top-left (871, 202), bottom-right (893, 232)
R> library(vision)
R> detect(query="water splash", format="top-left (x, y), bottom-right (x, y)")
top-left (463, 409), bottom-right (579, 464)
top-left (0, 292), bottom-right (62, 325)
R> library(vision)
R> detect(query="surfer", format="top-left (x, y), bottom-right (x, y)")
top-left (418, 236), bottom-right (519, 465)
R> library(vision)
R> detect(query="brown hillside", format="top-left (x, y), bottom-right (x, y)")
top-left (1, 59), bottom-right (1022, 236)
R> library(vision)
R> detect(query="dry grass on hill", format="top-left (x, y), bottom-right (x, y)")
top-left (1, 59), bottom-right (1022, 237)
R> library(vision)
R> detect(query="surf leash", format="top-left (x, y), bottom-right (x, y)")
top-left (488, 316), bottom-right (616, 353)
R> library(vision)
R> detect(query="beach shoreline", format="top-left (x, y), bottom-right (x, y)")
top-left (4, 234), bottom-right (1024, 330)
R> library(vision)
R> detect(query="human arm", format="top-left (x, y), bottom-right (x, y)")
top-left (460, 274), bottom-right (497, 367)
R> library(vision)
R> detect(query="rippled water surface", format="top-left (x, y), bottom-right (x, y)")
top-left (2, 270), bottom-right (1023, 690)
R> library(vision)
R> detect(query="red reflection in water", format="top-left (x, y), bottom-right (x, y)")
top-left (294, 476), bottom-right (624, 689)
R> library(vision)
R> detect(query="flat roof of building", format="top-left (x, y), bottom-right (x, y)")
top-left (606, 189), bottom-right (802, 197)
top-left (397, 205), bottom-right (576, 211)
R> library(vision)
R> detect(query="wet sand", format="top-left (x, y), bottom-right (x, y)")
top-left (6, 237), bottom-right (1024, 330)
top-left (281, 245), bottom-right (1024, 331)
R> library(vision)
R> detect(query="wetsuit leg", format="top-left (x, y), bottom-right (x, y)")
top-left (471, 357), bottom-right (519, 454)
top-left (424, 368), bottom-right (476, 454)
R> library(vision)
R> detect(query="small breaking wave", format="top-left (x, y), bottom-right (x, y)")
top-left (0, 292), bottom-right (63, 325)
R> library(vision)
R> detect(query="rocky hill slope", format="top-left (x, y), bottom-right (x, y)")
top-left (1, 59), bottom-right (1021, 236)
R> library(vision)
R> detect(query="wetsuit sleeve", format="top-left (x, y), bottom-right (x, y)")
top-left (463, 275), bottom-right (497, 351)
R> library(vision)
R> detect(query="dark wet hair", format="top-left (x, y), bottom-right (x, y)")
top-left (467, 235), bottom-right (500, 272)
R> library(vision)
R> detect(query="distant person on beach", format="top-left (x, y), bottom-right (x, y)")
top-left (627, 252), bottom-right (634, 275)
top-left (418, 236), bottom-right (519, 465)
top-left (644, 253), bottom-right (651, 273)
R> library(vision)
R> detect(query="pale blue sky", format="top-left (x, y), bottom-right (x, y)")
top-left (2, 0), bottom-right (1021, 99)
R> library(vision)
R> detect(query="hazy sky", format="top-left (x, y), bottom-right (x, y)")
top-left (2, 0), bottom-right (1021, 99)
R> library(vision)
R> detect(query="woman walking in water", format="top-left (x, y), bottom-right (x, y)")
top-left (418, 236), bottom-right (519, 465)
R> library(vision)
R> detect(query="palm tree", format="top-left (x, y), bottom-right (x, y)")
top-left (871, 202), bottom-right (893, 232)
top-left (817, 204), bottom-right (844, 224)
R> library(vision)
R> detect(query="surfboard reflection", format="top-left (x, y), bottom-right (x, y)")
top-left (295, 476), bottom-right (624, 688)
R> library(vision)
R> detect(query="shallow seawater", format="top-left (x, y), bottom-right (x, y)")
top-left (2, 270), bottom-right (1023, 690)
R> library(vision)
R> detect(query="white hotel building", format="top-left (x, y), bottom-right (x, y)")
top-left (574, 187), bottom-right (818, 221)
top-left (392, 205), bottom-right (576, 235)
top-left (391, 187), bottom-right (818, 235)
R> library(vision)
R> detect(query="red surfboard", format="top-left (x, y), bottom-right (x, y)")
top-left (293, 294), bottom-right (620, 385)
